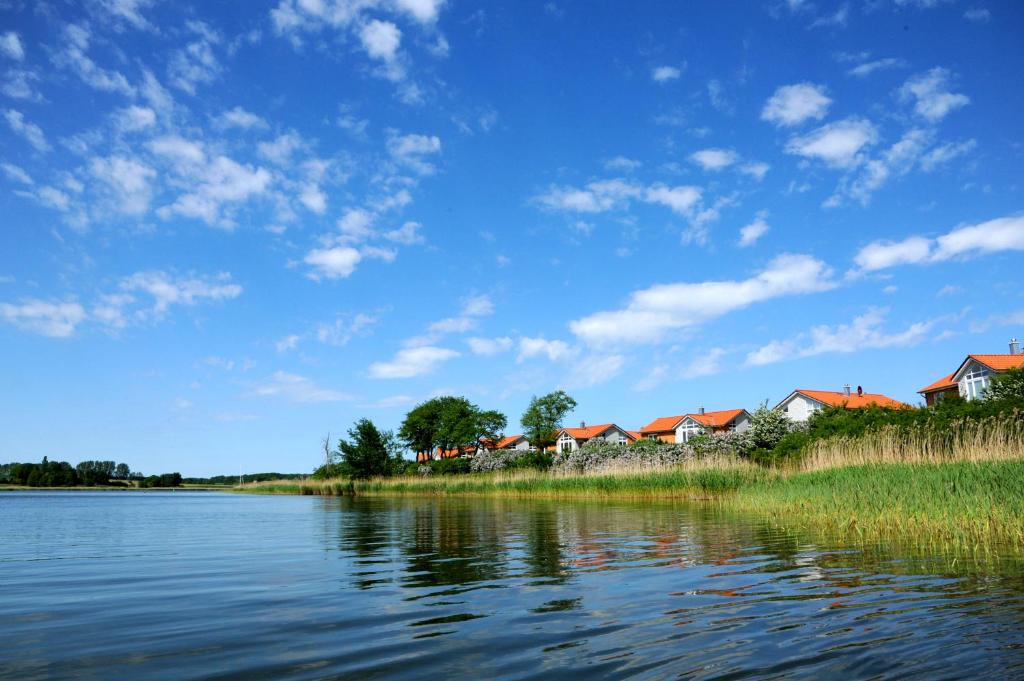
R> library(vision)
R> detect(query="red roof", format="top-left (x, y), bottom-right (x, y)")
top-left (967, 354), bottom-right (1024, 372)
top-left (559, 423), bottom-right (618, 440)
top-left (794, 389), bottom-right (907, 409)
top-left (641, 409), bottom-right (747, 433)
top-left (493, 435), bottom-right (525, 449)
top-left (688, 408), bottom-right (748, 428)
top-left (625, 430), bottom-right (641, 441)
top-left (639, 415), bottom-right (686, 434)
top-left (918, 372), bottom-right (957, 394)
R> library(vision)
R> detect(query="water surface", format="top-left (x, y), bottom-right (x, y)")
top-left (2, 492), bottom-right (1023, 679)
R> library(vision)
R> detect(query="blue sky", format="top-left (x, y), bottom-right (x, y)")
top-left (2, 0), bottom-right (1023, 476)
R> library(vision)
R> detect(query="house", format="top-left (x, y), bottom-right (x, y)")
top-left (639, 408), bottom-right (751, 444)
top-left (490, 434), bottom-right (531, 451)
top-left (918, 339), bottom-right (1024, 405)
top-left (554, 422), bottom-right (636, 453)
top-left (415, 445), bottom-right (478, 463)
top-left (776, 386), bottom-right (906, 423)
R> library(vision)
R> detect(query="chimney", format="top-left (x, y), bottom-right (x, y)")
top-left (699, 406), bottom-right (705, 415)
top-left (843, 384), bottom-right (851, 397)
top-left (1011, 338), bottom-right (1020, 355)
top-left (580, 420), bottom-right (586, 429)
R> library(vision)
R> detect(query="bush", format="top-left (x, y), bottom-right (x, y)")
top-left (427, 457), bottom-right (472, 475)
top-left (553, 442), bottom-right (698, 473)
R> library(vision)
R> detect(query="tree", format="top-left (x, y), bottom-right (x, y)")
top-left (746, 401), bottom-right (792, 450)
top-left (521, 390), bottom-right (577, 452)
top-left (114, 463), bottom-right (131, 480)
top-left (986, 367), bottom-right (1024, 401)
top-left (340, 418), bottom-right (401, 479)
top-left (399, 396), bottom-right (507, 459)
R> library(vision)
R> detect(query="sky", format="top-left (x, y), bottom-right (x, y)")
top-left (1, 0), bottom-right (1023, 476)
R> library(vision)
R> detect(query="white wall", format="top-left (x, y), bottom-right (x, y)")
top-left (780, 394), bottom-right (821, 422)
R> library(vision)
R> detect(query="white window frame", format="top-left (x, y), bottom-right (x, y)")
top-left (960, 364), bottom-right (990, 401)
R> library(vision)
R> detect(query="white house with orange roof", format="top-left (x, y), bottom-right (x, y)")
top-left (554, 422), bottom-right (636, 453)
top-left (639, 408), bottom-right (750, 444)
top-left (489, 434), bottom-right (532, 451)
top-left (919, 338), bottom-right (1024, 405)
top-left (776, 386), bottom-right (907, 423)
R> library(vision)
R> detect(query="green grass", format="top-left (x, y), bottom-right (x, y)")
top-left (237, 458), bottom-right (1024, 549)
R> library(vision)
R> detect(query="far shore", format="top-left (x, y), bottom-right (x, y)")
top-left (0, 484), bottom-right (234, 492)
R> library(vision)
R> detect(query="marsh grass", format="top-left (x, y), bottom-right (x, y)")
top-left (238, 419), bottom-right (1024, 548)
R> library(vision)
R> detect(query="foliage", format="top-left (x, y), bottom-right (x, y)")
top-left (312, 462), bottom-right (353, 480)
top-left (138, 472), bottom-right (183, 488)
top-left (748, 432), bottom-right (810, 466)
top-left (470, 447), bottom-right (554, 473)
top-left (426, 457), bottom-right (472, 476)
top-left (986, 367), bottom-right (1024, 401)
top-left (1, 458), bottom-right (134, 487)
top-left (521, 390), bottom-right (577, 452)
top-left (398, 396), bottom-right (507, 458)
top-left (185, 473), bottom-right (306, 485)
top-left (553, 442), bottom-right (697, 473)
top-left (337, 418), bottom-right (405, 479)
top-left (746, 401), bottom-right (793, 451)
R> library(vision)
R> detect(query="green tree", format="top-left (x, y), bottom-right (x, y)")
top-left (521, 390), bottom-right (577, 452)
top-left (114, 463), bottom-right (131, 480)
top-left (340, 418), bottom-right (400, 479)
top-left (399, 396), bottom-right (507, 459)
top-left (986, 367), bottom-right (1024, 401)
top-left (747, 401), bottom-right (791, 450)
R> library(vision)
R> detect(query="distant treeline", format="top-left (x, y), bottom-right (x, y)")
top-left (182, 473), bottom-right (306, 485)
top-left (0, 458), bottom-right (182, 488)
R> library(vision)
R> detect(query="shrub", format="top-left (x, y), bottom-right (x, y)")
top-left (747, 401), bottom-right (793, 450)
top-left (553, 442), bottom-right (698, 473)
top-left (428, 457), bottom-right (472, 475)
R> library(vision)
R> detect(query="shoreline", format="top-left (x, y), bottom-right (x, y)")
top-left (0, 485), bottom-right (233, 492)
top-left (236, 458), bottom-right (1024, 549)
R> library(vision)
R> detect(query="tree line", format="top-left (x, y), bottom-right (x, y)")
top-left (0, 458), bottom-right (183, 488)
top-left (315, 390), bottom-right (578, 480)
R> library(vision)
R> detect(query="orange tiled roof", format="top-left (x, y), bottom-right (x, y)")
top-left (626, 430), bottom-right (641, 441)
top-left (795, 389), bottom-right (907, 409)
top-left (918, 372), bottom-right (957, 394)
top-left (968, 354), bottom-right (1024, 372)
top-left (494, 435), bottom-right (525, 449)
top-left (687, 408), bottom-right (747, 427)
top-left (639, 415), bottom-right (686, 433)
top-left (560, 423), bottom-right (617, 440)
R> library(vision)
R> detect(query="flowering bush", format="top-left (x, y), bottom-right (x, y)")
top-left (553, 442), bottom-right (697, 473)
top-left (470, 447), bottom-right (527, 472)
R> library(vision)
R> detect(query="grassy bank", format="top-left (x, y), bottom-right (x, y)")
top-left (238, 420), bottom-right (1024, 547)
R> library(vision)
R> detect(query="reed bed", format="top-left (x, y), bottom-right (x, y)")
top-left (238, 419), bottom-right (1024, 547)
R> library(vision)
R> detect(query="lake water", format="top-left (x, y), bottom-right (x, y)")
top-left (2, 492), bottom-right (1024, 680)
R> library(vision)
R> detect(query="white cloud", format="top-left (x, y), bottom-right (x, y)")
top-left (216, 106), bottom-right (268, 130)
top-left (740, 161), bottom-right (770, 181)
top-left (149, 136), bottom-right (206, 165)
top-left (383, 221), bottom-right (425, 245)
top-left (168, 21), bottom-right (223, 94)
top-left (644, 184), bottom-right (702, 215)
top-left (745, 308), bottom-right (937, 366)
top-left (275, 334), bottom-right (300, 352)
top-left (316, 312), bottom-right (376, 346)
top-left (120, 271), bottom-right (243, 316)
top-left (827, 128), bottom-right (930, 206)
top-left (570, 254), bottom-right (835, 346)
top-left (604, 156), bottom-right (641, 172)
top-left (785, 117), bottom-right (878, 168)
top-left (90, 155), bottom-right (156, 215)
top-left (0, 31), bottom-right (24, 60)
top-left (537, 178), bottom-right (641, 213)
top-left (738, 214), bottom-right (770, 247)
top-left (963, 7), bottom-right (990, 22)
top-left (809, 4), bottom-right (849, 28)
top-left (337, 208), bottom-right (376, 243)
top-left (4, 109), bottom-right (49, 152)
top-left (0, 299), bottom-right (86, 337)
top-left (394, 0), bottom-right (446, 24)
top-left (36, 186), bottom-right (71, 211)
top-left (761, 83), bottom-right (831, 126)
top-left (387, 132), bottom-right (442, 174)
top-left (257, 132), bottom-right (304, 165)
top-left (652, 65), bottom-right (681, 82)
top-left (55, 24), bottom-right (135, 96)
top-left (467, 336), bottom-right (513, 355)
top-left (847, 57), bottom-right (905, 77)
top-left (682, 347), bottom-right (726, 379)
top-left (518, 337), bottom-right (573, 362)
top-left (360, 19), bottom-right (402, 62)
top-left (2, 69), bottom-right (41, 100)
top-left (163, 156), bottom-right (272, 226)
top-left (899, 68), bottom-right (969, 121)
top-left (114, 105), bottom-right (157, 133)
top-left (853, 216), bottom-right (1024, 272)
top-left (369, 345), bottom-right (459, 378)
top-left (1, 162), bottom-right (32, 185)
top-left (98, 0), bottom-right (156, 29)
top-left (920, 139), bottom-right (976, 172)
top-left (304, 246), bottom-right (362, 280)
top-left (253, 371), bottom-right (351, 402)
top-left (690, 148), bottom-right (737, 171)
top-left (461, 294), bottom-right (494, 317)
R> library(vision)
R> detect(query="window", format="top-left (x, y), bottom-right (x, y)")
top-left (960, 364), bottom-right (990, 401)
top-left (678, 421), bottom-right (703, 442)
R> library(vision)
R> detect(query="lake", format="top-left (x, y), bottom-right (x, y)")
top-left (2, 492), bottom-right (1023, 679)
